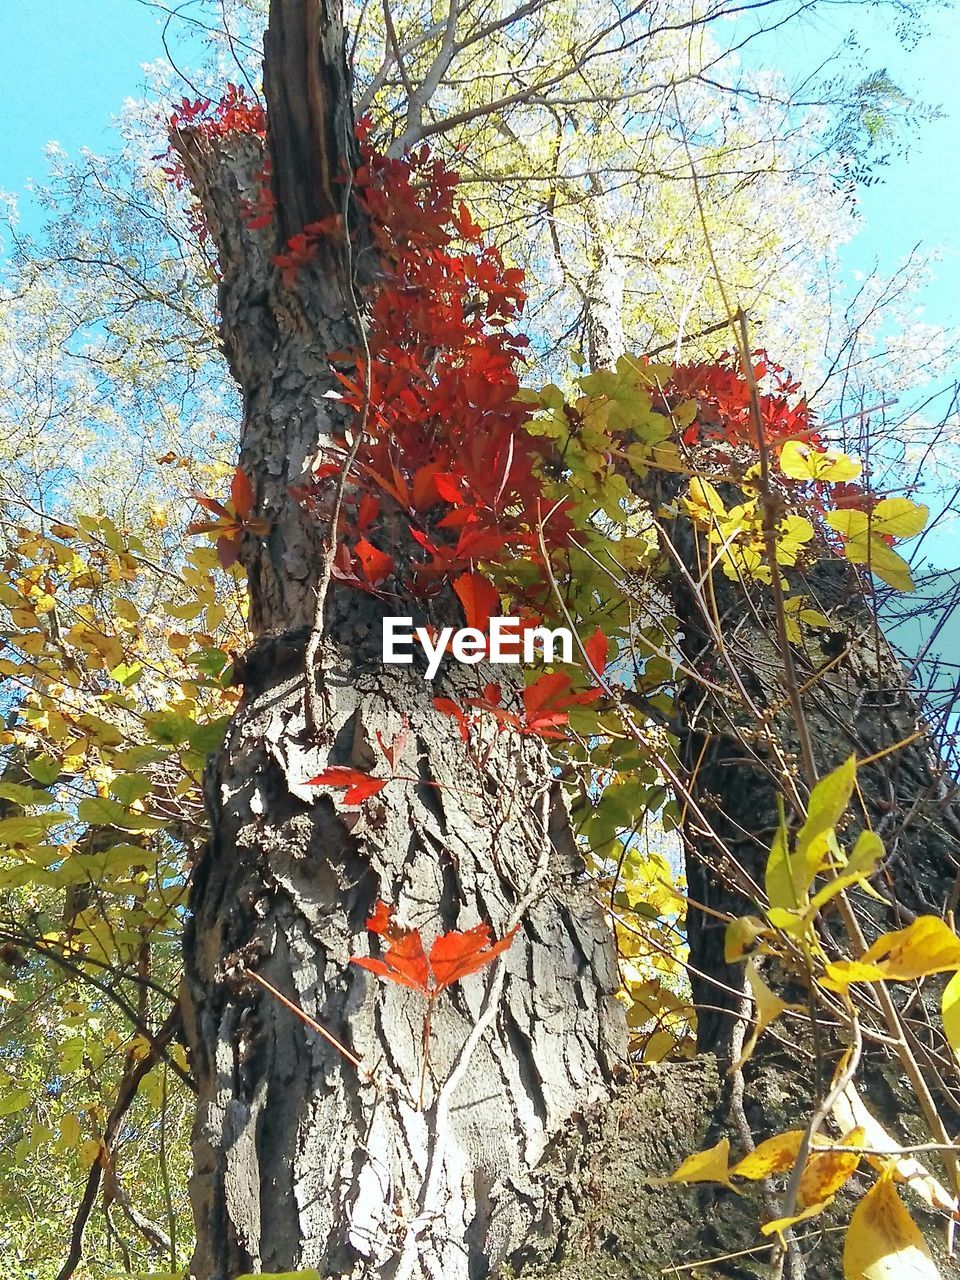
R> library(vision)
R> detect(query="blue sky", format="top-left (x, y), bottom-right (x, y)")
top-left (1, 0), bottom-right (957, 670)
top-left (1, 0), bottom-right (955, 311)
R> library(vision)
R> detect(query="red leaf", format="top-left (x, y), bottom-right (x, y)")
top-left (352, 901), bottom-right (516, 996)
top-left (523, 671), bottom-right (573, 720)
top-left (357, 492), bottom-right (380, 530)
top-left (190, 492), bottom-right (228, 517)
top-left (583, 628), bottom-right (609, 677)
top-left (216, 534), bottom-right (242, 570)
top-left (306, 766), bottom-right (388, 806)
top-left (429, 922), bottom-right (517, 990)
top-left (231, 467), bottom-right (256, 519)
top-left (433, 696), bottom-right (470, 742)
top-left (350, 901), bottom-right (430, 994)
top-left (452, 571), bottom-right (499, 632)
top-left (355, 537), bottom-right (394, 585)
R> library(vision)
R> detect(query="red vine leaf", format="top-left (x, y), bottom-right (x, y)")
top-left (306, 766), bottom-right (388, 806)
top-left (522, 672), bottom-right (600, 738)
top-left (453, 571), bottom-right (499, 633)
top-left (355, 537), bottom-right (395, 585)
top-left (351, 901), bottom-right (517, 997)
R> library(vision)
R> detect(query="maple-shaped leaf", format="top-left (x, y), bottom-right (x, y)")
top-left (453, 571), bottom-right (499, 632)
top-left (352, 901), bottom-right (517, 998)
top-left (429, 922), bottom-right (518, 990)
top-left (355, 537), bottom-right (394, 585)
top-left (583, 628), bottom-right (609, 676)
top-left (306, 766), bottom-right (388, 806)
top-left (353, 903), bottom-right (430, 994)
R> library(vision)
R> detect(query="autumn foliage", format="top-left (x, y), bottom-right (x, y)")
top-left (351, 900), bottom-right (517, 999)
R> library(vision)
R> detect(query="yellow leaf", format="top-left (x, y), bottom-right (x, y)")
top-left (833, 1082), bottom-right (957, 1216)
top-left (685, 477), bottom-right (728, 524)
top-left (642, 1030), bottom-right (676, 1062)
top-left (724, 915), bottom-right (766, 963)
top-left (732, 1130), bottom-right (804, 1180)
top-left (114, 599), bottom-right (139, 624)
top-left (732, 959), bottom-right (791, 1071)
top-left (862, 916), bottom-right (960, 981)
top-left (942, 969), bottom-right (960, 1059)
top-left (761, 1197), bottom-right (833, 1237)
top-left (869, 498), bottom-right (929, 539)
top-left (797, 1128), bottom-right (864, 1208)
top-left (60, 1113), bottom-right (82, 1148)
top-left (843, 1170), bottom-right (940, 1279)
top-left (779, 440), bottom-right (861, 483)
top-left (668, 1137), bottom-right (734, 1188)
top-left (821, 959), bottom-right (888, 993)
top-left (78, 1138), bottom-right (103, 1170)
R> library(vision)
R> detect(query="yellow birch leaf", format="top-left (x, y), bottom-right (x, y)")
top-left (843, 1170), bottom-right (940, 1279)
top-left (732, 1130), bottom-right (804, 1180)
top-left (942, 969), bottom-right (960, 1059)
top-left (861, 916), bottom-right (960, 980)
top-left (732, 959), bottom-right (791, 1071)
top-left (797, 1128), bottom-right (864, 1208)
top-left (667, 1137), bottom-right (734, 1188)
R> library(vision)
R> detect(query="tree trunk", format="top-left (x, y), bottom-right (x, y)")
top-left (174, 7), bottom-right (626, 1278)
top-left (664, 528), bottom-right (960, 1056)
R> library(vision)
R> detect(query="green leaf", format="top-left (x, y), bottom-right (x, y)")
top-left (0, 1087), bottom-right (31, 1116)
top-left (26, 755), bottom-right (61, 786)
top-left (143, 712), bottom-right (194, 745)
top-left (185, 717), bottom-right (230, 755)
top-left (0, 814), bottom-right (69, 846)
top-left (110, 774), bottom-right (154, 806)
top-left (0, 782), bottom-right (58, 807)
top-left (77, 797), bottom-right (163, 832)
top-left (796, 757), bottom-right (856, 859)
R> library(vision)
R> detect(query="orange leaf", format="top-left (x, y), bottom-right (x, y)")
top-left (352, 901), bottom-right (516, 998)
top-left (306, 766), bottom-right (388, 806)
top-left (429, 923), bottom-right (517, 990)
top-left (351, 900), bottom-right (430, 994)
top-left (231, 467), bottom-right (256, 519)
top-left (355, 537), bottom-right (394, 585)
top-left (453, 571), bottom-right (499, 632)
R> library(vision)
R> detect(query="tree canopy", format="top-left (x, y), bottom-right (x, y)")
top-left (0, 1), bottom-right (958, 1277)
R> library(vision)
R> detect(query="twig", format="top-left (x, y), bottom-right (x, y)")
top-left (54, 1007), bottom-right (181, 1280)
top-left (242, 968), bottom-right (371, 1079)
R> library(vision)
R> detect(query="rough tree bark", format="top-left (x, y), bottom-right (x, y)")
top-left (168, 6), bottom-right (960, 1279)
top-left (175, 5), bottom-right (626, 1279)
